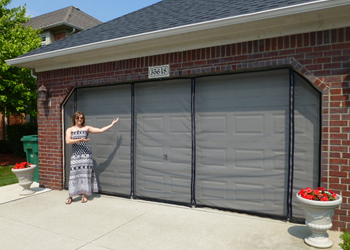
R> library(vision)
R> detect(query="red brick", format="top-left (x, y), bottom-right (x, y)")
top-left (314, 44), bottom-right (331, 51)
top-left (330, 152), bottom-right (341, 158)
top-left (331, 89), bottom-right (342, 96)
top-left (290, 35), bottom-right (296, 48)
top-left (306, 64), bottom-right (322, 71)
top-left (330, 127), bottom-right (341, 132)
top-left (330, 133), bottom-right (347, 139)
top-left (263, 51), bottom-right (279, 58)
top-left (332, 82), bottom-right (349, 88)
top-left (331, 114), bottom-right (341, 120)
top-left (341, 166), bottom-right (350, 171)
top-left (331, 95), bottom-right (349, 101)
top-left (279, 49), bottom-right (295, 56)
top-left (329, 177), bottom-right (340, 183)
top-left (325, 76), bottom-right (343, 82)
top-left (330, 121), bottom-right (348, 127)
top-left (314, 69), bottom-right (331, 76)
top-left (330, 140), bottom-right (341, 145)
top-left (296, 47), bottom-right (312, 53)
top-left (330, 171), bottom-right (348, 177)
top-left (234, 55), bottom-right (248, 61)
top-left (333, 69), bottom-right (350, 75)
top-left (329, 159), bottom-right (348, 164)
top-left (306, 51), bottom-right (323, 58)
top-left (332, 43), bottom-right (350, 50)
top-left (336, 208), bottom-right (347, 215)
top-left (195, 60), bottom-right (207, 65)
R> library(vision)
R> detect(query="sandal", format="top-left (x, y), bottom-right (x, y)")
top-left (81, 196), bottom-right (88, 203)
top-left (65, 197), bottom-right (73, 205)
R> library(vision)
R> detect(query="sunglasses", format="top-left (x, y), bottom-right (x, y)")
top-left (75, 117), bottom-right (84, 120)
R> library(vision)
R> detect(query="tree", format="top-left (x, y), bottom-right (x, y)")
top-left (0, 0), bottom-right (41, 118)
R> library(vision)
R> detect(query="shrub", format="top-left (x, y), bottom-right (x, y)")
top-left (340, 230), bottom-right (350, 250)
top-left (6, 123), bottom-right (37, 157)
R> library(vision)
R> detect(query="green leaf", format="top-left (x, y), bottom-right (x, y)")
top-left (0, 0), bottom-right (41, 118)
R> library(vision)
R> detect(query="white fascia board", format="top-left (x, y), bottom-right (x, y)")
top-left (6, 0), bottom-right (350, 68)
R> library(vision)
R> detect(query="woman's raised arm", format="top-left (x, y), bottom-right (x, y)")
top-left (87, 118), bottom-right (119, 134)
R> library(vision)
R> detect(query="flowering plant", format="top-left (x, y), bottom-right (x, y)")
top-left (13, 162), bottom-right (32, 169)
top-left (298, 187), bottom-right (337, 201)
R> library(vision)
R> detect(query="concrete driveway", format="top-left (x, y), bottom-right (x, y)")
top-left (0, 183), bottom-right (342, 250)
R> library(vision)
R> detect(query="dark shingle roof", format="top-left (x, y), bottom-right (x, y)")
top-left (22, 0), bottom-right (316, 57)
top-left (24, 6), bottom-right (102, 30)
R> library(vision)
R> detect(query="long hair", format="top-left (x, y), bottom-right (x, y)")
top-left (72, 111), bottom-right (85, 126)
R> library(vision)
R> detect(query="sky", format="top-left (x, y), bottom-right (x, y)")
top-left (7, 0), bottom-right (162, 22)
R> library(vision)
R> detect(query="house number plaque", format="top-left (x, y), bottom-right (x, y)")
top-left (149, 65), bottom-right (170, 78)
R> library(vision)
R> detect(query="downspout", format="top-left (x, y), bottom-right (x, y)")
top-left (31, 69), bottom-right (37, 79)
top-left (68, 27), bottom-right (76, 36)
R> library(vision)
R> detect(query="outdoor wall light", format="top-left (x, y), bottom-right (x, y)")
top-left (38, 85), bottom-right (48, 102)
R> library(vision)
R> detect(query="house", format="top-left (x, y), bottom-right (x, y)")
top-left (24, 6), bottom-right (102, 45)
top-left (6, 0), bottom-right (350, 231)
top-left (0, 6), bottom-right (102, 140)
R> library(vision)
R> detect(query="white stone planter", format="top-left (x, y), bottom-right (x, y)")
top-left (11, 165), bottom-right (37, 196)
top-left (296, 193), bottom-right (342, 248)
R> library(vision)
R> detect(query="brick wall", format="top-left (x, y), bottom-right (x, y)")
top-left (37, 27), bottom-right (350, 231)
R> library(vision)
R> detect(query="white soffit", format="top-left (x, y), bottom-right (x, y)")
top-left (6, 0), bottom-right (350, 72)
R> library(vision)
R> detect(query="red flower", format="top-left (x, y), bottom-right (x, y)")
top-left (298, 187), bottom-right (337, 201)
top-left (13, 162), bottom-right (31, 169)
top-left (306, 194), bottom-right (314, 200)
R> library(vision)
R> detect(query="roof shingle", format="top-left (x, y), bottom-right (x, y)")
top-left (22, 0), bottom-right (316, 57)
top-left (24, 6), bottom-right (102, 31)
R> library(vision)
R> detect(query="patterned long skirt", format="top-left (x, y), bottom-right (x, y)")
top-left (68, 131), bottom-right (98, 197)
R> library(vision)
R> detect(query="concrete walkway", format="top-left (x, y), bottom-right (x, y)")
top-left (0, 184), bottom-right (343, 250)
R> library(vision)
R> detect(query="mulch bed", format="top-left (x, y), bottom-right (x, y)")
top-left (0, 154), bottom-right (27, 166)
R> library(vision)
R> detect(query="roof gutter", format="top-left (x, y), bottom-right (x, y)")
top-left (6, 0), bottom-right (348, 66)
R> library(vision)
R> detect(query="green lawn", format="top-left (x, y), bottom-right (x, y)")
top-left (0, 165), bottom-right (18, 187)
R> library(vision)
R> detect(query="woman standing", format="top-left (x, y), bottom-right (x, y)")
top-left (65, 111), bottom-right (119, 204)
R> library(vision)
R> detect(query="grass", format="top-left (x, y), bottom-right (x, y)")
top-left (0, 165), bottom-right (18, 187)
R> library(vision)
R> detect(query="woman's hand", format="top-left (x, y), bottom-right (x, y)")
top-left (111, 118), bottom-right (119, 126)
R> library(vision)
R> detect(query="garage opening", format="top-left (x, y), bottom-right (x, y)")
top-left (63, 68), bottom-right (320, 220)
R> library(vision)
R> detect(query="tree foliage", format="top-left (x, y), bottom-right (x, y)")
top-left (0, 0), bottom-right (41, 118)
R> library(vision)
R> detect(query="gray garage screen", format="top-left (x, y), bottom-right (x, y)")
top-left (64, 69), bottom-right (320, 219)
top-left (64, 85), bottom-right (132, 196)
top-left (134, 79), bottom-right (192, 203)
top-left (195, 69), bottom-right (319, 217)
